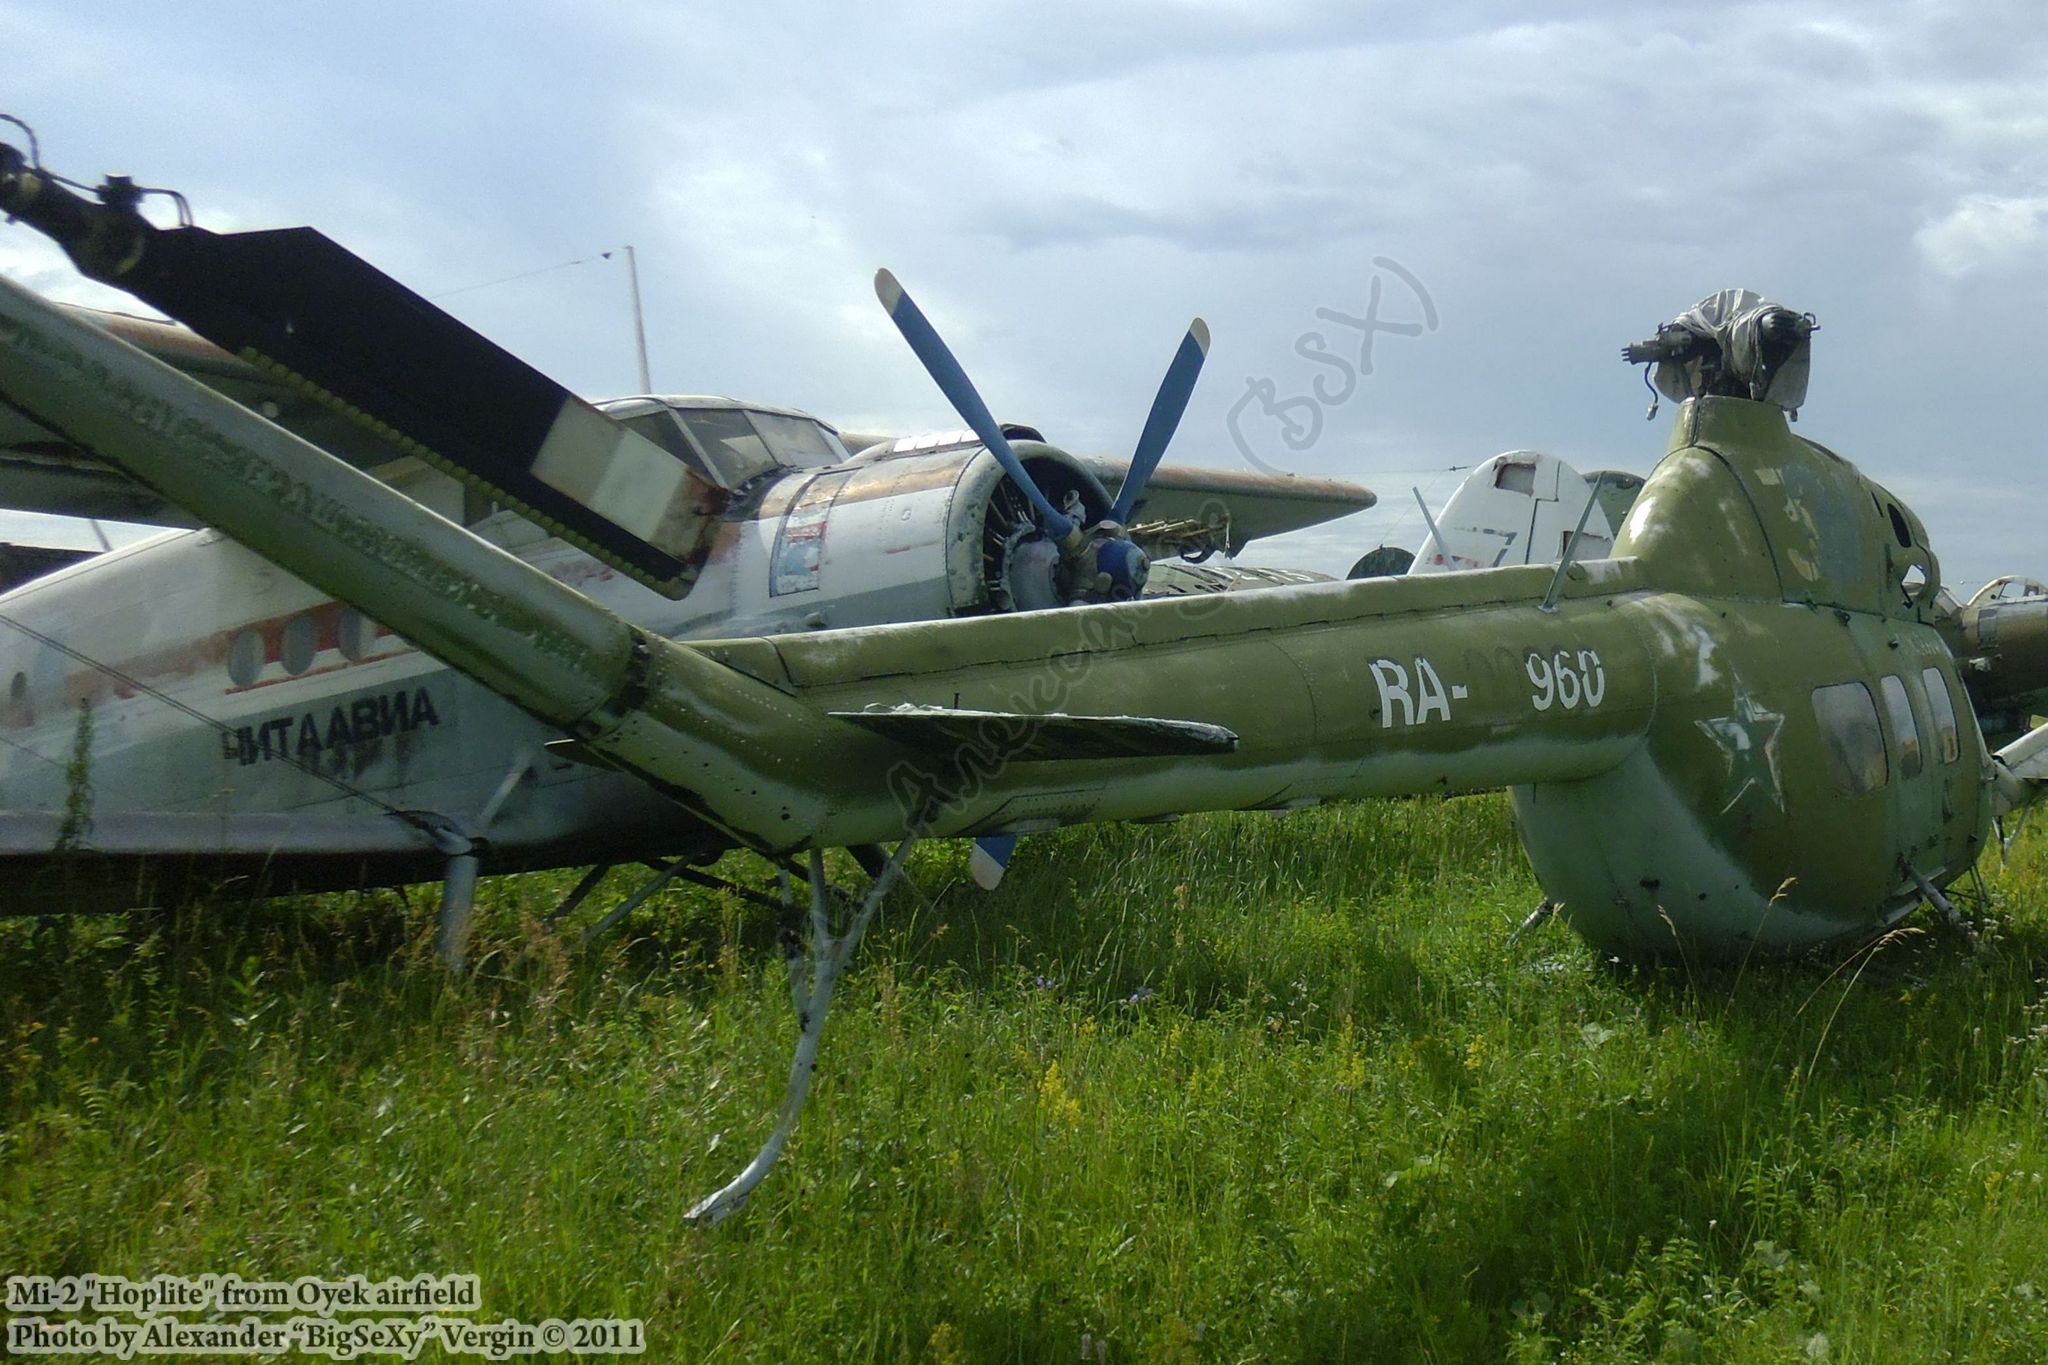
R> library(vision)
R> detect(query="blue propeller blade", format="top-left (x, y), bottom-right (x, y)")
top-left (875, 269), bottom-right (1077, 542)
top-left (970, 834), bottom-right (1020, 891)
top-left (1109, 318), bottom-right (1210, 525)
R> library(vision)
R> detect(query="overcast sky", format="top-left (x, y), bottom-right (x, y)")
top-left (3, 0), bottom-right (2044, 587)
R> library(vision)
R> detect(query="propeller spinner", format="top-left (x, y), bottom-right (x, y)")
top-left (874, 268), bottom-right (1209, 606)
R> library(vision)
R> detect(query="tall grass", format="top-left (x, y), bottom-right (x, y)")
top-left (6, 794), bottom-right (2048, 1360)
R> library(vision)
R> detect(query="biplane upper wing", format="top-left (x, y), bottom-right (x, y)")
top-left (0, 306), bottom-right (413, 525)
top-left (1076, 455), bottom-right (1375, 549)
top-left (831, 434), bottom-right (1378, 553)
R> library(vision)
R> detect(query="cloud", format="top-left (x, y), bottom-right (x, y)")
top-left (5, 0), bottom-right (2048, 583)
top-left (971, 190), bottom-right (1376, 253)
top-left (1915, 194), bottom-right (2048, 277)
top-left (0, 237), bottom-right (141, 312)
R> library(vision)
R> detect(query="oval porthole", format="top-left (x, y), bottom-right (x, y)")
top-left (282, 615), bottom-right (318, 676)
top-left (338, 608), bottom-right (370, 663)
top-left (227, 629), bottom-right (264, 688)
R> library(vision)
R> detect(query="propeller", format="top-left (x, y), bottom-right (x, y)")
top-left (1110, 317), bottom-right (1210, 524)
top-left (876, 271), bottom-right (1210, 891)
top-left (875, 269), bottom-right (1080, 547)
top-left (874, 268), bottom-right (1210, 603)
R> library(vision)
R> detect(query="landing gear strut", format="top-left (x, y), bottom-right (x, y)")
top-left (685, 831), bottom-right (920, 1225)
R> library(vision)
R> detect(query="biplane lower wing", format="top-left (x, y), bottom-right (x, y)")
top-left (0, 807), bottom-right (448, 914)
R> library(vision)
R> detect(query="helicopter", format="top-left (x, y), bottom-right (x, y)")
top-left (0, 140), bottom-right (1374, 945)
top-left (4, 211), bottom-right (2047, 1215)
top-left (7, 132), bottom-right (2048, 1215)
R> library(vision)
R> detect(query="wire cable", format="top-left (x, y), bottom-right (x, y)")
top-left (0, 608), bottom-right (445, 843)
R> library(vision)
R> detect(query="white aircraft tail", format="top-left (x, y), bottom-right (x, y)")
top-left (1411, 450), bottom-right (1615, 573)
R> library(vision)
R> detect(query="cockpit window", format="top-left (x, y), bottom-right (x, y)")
top-left (676, 407), bottom-right (774, 487)
top-left (673, 408), bottom-right (849, 487)
top-left (1494, 461), bottom-right (1536, 494)
top-left (750, 410), bottom-right (849, 467)
top-left (614, 410), bottom-right (693, 461)
top-left (599, 401), bottom-right (848, 491)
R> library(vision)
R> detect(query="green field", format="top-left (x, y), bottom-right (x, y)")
top-left (7, 794), bottom-right (2048, 1361)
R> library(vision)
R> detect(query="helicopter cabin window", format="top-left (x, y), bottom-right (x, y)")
top-left (1886, 502), bottom-right (1913, 549)
top-left (1879, 674), bottom-right (1922, 778)
top-left (1920, 665), bottom-right (1961, 764)
top-left (1494, 461), bottom-right (1536, 494)
top-left (1811, 681), bottom-right (1886, 796)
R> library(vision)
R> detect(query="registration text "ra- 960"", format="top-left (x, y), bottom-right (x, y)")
top-left (1527, 649), bottom-right (1605, 711)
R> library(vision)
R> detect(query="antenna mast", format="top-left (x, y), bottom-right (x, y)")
top-left (624, 243), bottom-right (652, 393)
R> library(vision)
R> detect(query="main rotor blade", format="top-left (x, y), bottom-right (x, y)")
top-left (874, 269), bottom-right (1076, 542)
top-left (0, 150), bottom-right (713, 596)
top-left (1110, 318), bottom-right (1210, 525)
